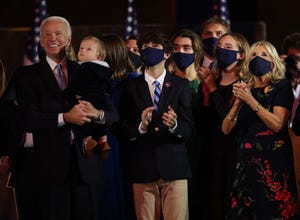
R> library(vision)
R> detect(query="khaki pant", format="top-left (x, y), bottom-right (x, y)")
top-left (133, 179), bottom-right (188, 220)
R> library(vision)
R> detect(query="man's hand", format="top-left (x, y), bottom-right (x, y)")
top-left (63, 103), bottom-right (91, 125)
top-left (141, 106), bottom-right (155, 131)
top-left (162, 106), bottom-right (177, 128)
top-left (78, 100), bottom-right (100, 120)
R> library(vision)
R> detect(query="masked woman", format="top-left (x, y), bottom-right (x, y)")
top-left (222, 41), bottom-right (300, 219)
top-left (197, 32), bottom-right (249, 219)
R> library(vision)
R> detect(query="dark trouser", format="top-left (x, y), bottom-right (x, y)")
top-left (15, 147), bottom-right (102, 220)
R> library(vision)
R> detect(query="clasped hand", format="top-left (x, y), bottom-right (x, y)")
top-left (197, 67), bottom-right (217, 94)
top-left (232, 81), bottom-right (252, 104)
top-left (64, 100), bottom-right (100, 125)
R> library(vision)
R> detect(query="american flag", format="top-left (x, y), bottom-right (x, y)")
top-left (124, 0), bottom-right (139, 39)
top-left (23, 0), bottom-right (48, 65)
top-left (211, 0), bottom-right (230, 24)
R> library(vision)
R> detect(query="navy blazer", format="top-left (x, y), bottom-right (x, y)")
top-left (14, 59), bottom-right (117, 184)
top-left (119, 72), bottom-right (193, 183)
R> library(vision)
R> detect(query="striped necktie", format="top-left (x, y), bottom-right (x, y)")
top-left (153, 80), bottom-right (160, 110)
top-left (55, 64), bottom-right (67, 91)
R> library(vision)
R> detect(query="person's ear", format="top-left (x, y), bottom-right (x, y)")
top-left (164, 52), bottom-right (171, 60)
top-left (238, 51), bottom-right (245, 61)
top-left (66, 37), bottom-right (71, 48)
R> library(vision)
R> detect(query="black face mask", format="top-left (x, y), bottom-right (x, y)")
top-left (202, 37), bottom-right (218, 57)
top-left (140, 47), bottom-right (165, 67)
top-left (172, 52), bottom-right (195, 70)
top-left (216, 48), bottom-right (239, 69)
top-left (249, 56), bottom-right (272, 76)
top-left (128, 51), bottom-right (142, 69)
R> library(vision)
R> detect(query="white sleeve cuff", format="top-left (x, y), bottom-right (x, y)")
top-left (138, 121), bottom-right (147, 134)
top-left (58, 113), bottom-right (65, 127)
top-left (168, 119), bottom-right (177, 133)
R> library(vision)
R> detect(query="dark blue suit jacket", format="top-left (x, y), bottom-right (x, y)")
top-left (119, 72), bottom-right (193, 183)
top-left (14, 59), bottom-right (118, 184)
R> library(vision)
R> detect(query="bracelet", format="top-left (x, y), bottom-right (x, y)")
top-left (253, 103), bottom-right (261, 112)
top-left (227, 113), bottom-right (237, 122)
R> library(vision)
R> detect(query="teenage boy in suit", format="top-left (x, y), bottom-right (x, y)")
top-left (119, 31), bottom-right (193, 220)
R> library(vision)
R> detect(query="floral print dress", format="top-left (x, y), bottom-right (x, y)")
top-left (228, 79), bottom-right (300, 220)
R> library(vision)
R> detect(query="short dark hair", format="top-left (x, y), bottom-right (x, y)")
top-left (282, 32), bottom-right (300, 54)
top-left (138, 31), bottom-right (173, 53)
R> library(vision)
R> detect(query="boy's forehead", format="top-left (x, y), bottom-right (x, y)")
top-left (144, 41), bottom-right (160, 45)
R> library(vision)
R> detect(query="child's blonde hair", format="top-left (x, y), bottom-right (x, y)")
top-left (82, 35), bottom-right (106, 60)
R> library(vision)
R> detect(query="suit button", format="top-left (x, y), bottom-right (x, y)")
top-left (155, 127), bottom-right (159, 132)
top-left (130, 137), bottom-right (137, 141)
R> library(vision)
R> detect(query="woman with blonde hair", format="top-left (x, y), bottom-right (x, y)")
top-left (222, 41), bottom-right (300, 219)
top-left (197, 32), bottom-right (249, 219)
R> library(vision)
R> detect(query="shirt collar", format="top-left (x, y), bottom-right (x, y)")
top-left (202, 55), bottom-right (214, 68)
top-left (46, 56), bottom-right (66, 71)
top-left (78, 60), bottom-right (110, 68)
top-left (144, 69), bottom-right (166, 86)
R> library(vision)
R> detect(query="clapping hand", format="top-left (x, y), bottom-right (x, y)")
top-left (162, 106), bottom-right (177, 128)
top-left (232, 81), bottom-right (252, 104)
top-left (141, 106), bottom-right (155, 131)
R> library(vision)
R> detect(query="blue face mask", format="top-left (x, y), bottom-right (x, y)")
top-left (172, 52), bottom-right (195, 70)
top-left (128, 51), bottom-right (142, 69)
top-left (249, 56), bottom-right (272, 76)
top-left (202, 37), bottom-right (218, 57)
top-left (216, 48), bottom-right (239, 69)
top-left (140, 47), bottom-right (165, 66)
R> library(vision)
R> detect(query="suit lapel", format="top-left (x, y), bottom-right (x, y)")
top-left (40, 59), bottom-right (79, 97)
top-left (135, 72), bottom-right (174, 111)
top-left (38, 60), bottom-right (63, 97)
top-left (66, 59), bottom-right (79, 84)
top-left (158, 72), bottom-right (173, 111)
top-left (136, 74), bottom-right (153, 108)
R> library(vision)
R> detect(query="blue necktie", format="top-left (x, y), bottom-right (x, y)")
top-left (153, 80), bottom-right (160, 110)
top-left (56, 64), bottom-right (67, 91)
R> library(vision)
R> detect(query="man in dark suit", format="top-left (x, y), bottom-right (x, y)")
top-left (119, 31), bottom-right (193, 220)
top-left (0, 16), bottom-right (118, 220)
